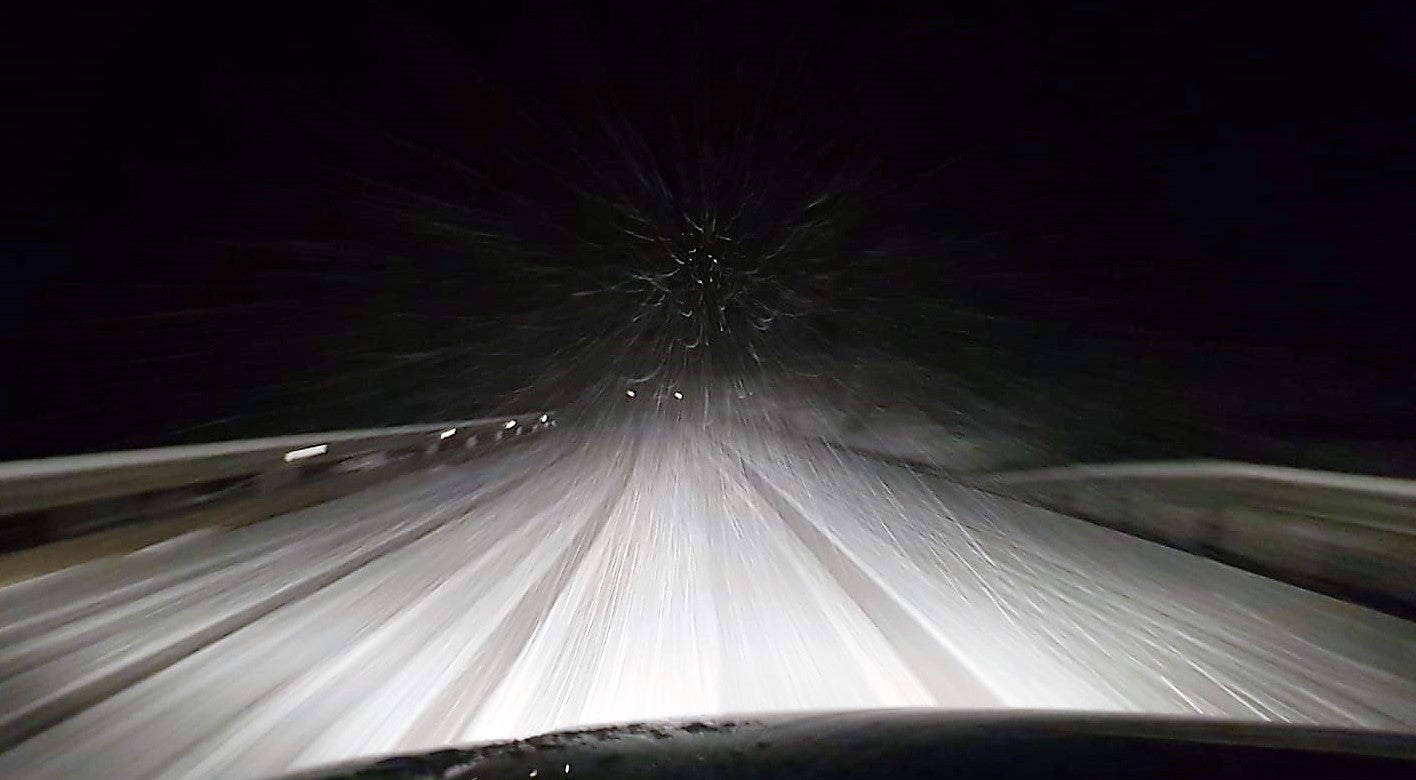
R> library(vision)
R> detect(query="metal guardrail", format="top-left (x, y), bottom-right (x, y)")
top-left (976, 460), bottom-right (1416, 616)
top-left (0, 413), bottom-right (554, 522)
top-left (988, 460), bottom-right (1416, 500)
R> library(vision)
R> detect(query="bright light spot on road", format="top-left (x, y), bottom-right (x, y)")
top-left (503, 419), bottom-right (518, 430)
top-left (439, 428), bottom-right (457, 439)
top-left (672, 390), bottom-right (684, 400)
top-left (564, 765), bottom-right (571, 774)
top-left (625, 389), bottom-right (636, 398)
top-left (283, 444), bottom-right (327, 463)
top-left (539, 414), bottom-right (549, 424)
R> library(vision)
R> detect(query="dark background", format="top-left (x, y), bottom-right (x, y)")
top-left (5, 1), bottom-right (1412, 466)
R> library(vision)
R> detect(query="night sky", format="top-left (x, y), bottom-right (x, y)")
top-left (6, 1), bottom-right (1412, 464)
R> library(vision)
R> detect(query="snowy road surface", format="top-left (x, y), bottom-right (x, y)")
top-left (1, 414), bottom-right (1413, 779)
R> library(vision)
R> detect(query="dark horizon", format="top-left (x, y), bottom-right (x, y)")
top-left (7, 0), bottom-right (1412, 464)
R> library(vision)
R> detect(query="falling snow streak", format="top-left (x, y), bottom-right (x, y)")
top-left (14, 33), bottom-right (944, 460)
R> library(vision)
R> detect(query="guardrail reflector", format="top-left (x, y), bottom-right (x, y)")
top-left (283, 444), bottom-right (328, 463)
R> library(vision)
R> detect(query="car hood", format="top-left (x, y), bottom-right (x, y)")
top-left (278, 708), bottom-right (1416, 780)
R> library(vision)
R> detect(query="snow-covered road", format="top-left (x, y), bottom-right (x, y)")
top-left (2, 415), bottom-right (1412, 779)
